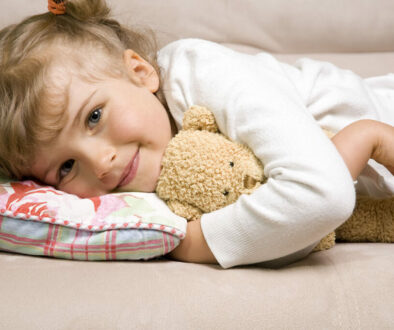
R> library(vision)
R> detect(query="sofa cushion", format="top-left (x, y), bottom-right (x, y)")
top-left (0, 243), bottom-right (393, 329)
top-left (108, 0), bottom-right (394, 53)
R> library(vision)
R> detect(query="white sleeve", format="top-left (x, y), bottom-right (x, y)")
top-left (283, 58), bottom-right (394, 198)
top-left (158, 39), bottom-right (355, 268)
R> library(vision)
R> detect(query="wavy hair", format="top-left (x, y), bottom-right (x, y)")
top-left (0, 0), bottom-right (162, 179)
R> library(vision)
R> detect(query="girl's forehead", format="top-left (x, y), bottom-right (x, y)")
top-left (40, 65), bottom-right (71, 115)
top-left (38, 45), bottom-right (127, 133)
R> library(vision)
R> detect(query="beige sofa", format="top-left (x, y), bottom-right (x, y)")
top-left (1, 1), bottom-right (394, 329)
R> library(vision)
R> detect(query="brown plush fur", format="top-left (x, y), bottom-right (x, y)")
top-left (156, 105), bottom-right (394, 251)
top-left (156, 106), bottom-right (264, 220)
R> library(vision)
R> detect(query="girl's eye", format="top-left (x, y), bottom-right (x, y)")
top-left (59, 159), bottom-right (75, 180)
top-left (87, 108), bottom-right (102, 128)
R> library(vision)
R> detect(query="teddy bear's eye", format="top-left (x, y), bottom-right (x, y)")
top-left (229, 162), bottom-right (234, 167)
top-left (223, 190), bottom-right (229, 196)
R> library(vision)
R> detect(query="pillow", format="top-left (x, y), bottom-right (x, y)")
top-left (0, 178), bottom-right (186, 261)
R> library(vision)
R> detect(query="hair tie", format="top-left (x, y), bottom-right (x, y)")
top-left (48, 0), bottom-right (66, 15)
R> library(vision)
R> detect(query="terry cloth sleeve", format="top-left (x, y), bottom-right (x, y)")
top-left (158, 39), bottom-right (355, 268)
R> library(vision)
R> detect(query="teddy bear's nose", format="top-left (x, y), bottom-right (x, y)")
top-left (243, 175), bottom-right (259, 190)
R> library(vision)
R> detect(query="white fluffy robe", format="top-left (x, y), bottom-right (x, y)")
top-left (158, 39), bottom-right (393, 268)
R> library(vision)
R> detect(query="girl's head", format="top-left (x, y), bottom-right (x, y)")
top-left (0, 0), bottom-right (174, 197)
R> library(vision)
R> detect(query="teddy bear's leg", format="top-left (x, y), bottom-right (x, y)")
top-left (182, 105), bottom-right (219, 132)
top-left (336, 196), bottom-right (394, 242)
top-left (167, 199), bottom-right (203, 221)
top-left (313, 232), bottom-right (336, 252)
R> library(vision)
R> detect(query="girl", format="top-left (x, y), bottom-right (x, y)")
top-left (1, 0), bottom-right (394, 268)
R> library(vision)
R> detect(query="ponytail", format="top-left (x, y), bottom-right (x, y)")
top-left (64, 0), bottom-right (110, 21)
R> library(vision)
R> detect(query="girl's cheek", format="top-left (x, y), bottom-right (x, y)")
top-left (112, 119), bottom-right (139, 142)
top-left (61, 180), bottom-right (89, 197)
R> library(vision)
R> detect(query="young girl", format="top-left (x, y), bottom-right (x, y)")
top-left (1, 0), bottom-right (394, 268)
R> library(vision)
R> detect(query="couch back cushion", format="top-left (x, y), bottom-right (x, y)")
top-left (2, 0), bottom-right (393, 53)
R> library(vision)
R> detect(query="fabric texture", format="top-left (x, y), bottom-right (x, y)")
top-left (0, 178), bottom-right (186, 260)
top-left (1, 243), bottom-right (394, 329)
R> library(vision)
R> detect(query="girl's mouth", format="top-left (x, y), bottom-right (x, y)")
top-left (118, 148), bottom-right (140, 188)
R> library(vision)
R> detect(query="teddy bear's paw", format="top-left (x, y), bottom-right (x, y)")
top-left (182, 105), bottom-right (219, 133)
top-left (313, 232), bottom-right (336, 252)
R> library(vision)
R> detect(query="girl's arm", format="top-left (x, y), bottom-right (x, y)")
top-left (168, 219), bottom-right (217, 264)
top-left (159, 39), bottom-right (356, 268)
top-left (331, 119), bottom-right (394, 180)
top-left (170, 119), bottom-right (394, 265)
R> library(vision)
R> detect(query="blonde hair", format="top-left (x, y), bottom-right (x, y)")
top-left (0, 0), bottom-right (162, 179)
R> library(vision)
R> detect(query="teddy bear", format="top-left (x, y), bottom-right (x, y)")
top-left (156, 105), bottom-right (394, 251)
top-left (156, 105), bottom-right (265, 221)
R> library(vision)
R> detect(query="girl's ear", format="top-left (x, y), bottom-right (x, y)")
top-left (123, 49), bottom-right (159, 92)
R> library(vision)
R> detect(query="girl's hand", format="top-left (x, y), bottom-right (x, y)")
top-left (168, 219), bottom-right (218, 264)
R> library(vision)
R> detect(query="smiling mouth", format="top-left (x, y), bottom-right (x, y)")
top-left (117, 148), bottom-right (140, 188)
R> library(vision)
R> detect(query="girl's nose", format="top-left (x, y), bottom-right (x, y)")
top-left (93, 148), bottom-right (116, 179)
top-left (94, 153), bottom-right (116, 179)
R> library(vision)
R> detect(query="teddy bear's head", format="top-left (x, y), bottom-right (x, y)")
top-left (156, 106), bottom-right (264, 219)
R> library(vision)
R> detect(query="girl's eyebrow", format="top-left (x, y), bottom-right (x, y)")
top-left (72, 89), bottom-right (98, 128)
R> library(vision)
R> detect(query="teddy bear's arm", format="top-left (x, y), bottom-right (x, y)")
top-left (167, 199), bottom-right (203, 221)
top-left (182, 105), bottom-right (219, 133)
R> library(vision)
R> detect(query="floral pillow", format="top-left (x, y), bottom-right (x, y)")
top-left (0, 178), bottom-right (186, 261)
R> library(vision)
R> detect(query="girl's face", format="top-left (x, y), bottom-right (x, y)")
top-left (31, 50), bottom-right (174, 198)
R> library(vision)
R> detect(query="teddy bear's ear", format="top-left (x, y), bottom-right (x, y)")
top-left (182, 105), bottom-right (219, 132)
